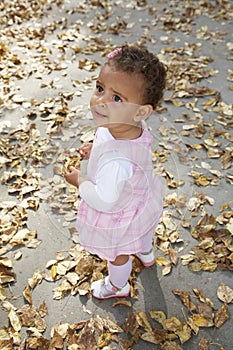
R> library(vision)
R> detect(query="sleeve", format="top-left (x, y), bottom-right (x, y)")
top-left (79, 152), bottom-right (133, 212)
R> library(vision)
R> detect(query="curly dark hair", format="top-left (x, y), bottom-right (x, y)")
top-left (106, 43), bottom-right (167, 110)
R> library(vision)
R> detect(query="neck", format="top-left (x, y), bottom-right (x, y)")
top-left (108, 123), bottom-right (142, 140)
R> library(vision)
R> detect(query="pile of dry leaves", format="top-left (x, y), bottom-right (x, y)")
top-left (0, 0), bottom-right (233, 349)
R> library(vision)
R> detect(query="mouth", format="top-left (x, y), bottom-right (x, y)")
top-left (93, 110), bottom-right (108, 119)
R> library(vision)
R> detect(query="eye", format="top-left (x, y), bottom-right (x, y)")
top-left (96, 84), bottom-right (104, 93)
top-left (113, 95), bottom-right (122, 103)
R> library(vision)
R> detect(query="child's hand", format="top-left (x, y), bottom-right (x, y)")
top-left (65, 167), bottom-right (85, 188)
top-left (79, 142), bottom-right (93, 160)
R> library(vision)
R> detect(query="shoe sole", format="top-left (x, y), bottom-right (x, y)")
top-left (141, 259), bottom-right (155, 267)
top-left (92, 291), bottom-right (130, 300)
top-left (134, 255), bottom-right (155, 267)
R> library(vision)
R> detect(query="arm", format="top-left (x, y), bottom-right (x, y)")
top-left (79, 142), bottom-right (93, 160)
top-left (64, 167), bottom-right (85, 188)
top-left (79, 153), bottom-right (133, 212)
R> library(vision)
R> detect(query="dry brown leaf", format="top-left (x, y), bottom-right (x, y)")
top-left (176, 323), bottom-right (192, 344)
top-left (111, 298), bottom-right (132, 307)
top-left (197, 303), bottom-right (213, 325)
top-left (187, 317), bottom-right (199, 335)
top-left (38, 301), bottom-right (48, 318)
top-left (0, 263), bottom-right (16, 285)
top-left (51, 329), bottom-right (64, 349)
top-left (214, 303), bottom-right (229, 328)
top-left (23, 284), bottom-right (32, 305)
top-left (8, 309), bottom-right (21, 332)
top-left (123, 313), bottom-right (139, 335)
top-left (0, 285), bottom-right (7, 301)
top-left (28, 269), bottom-right (43, 289)
top-left (217, 283), bottom-right (233, 303)
top-left (172, 289), bottom-right (196, 312)
top-left (162, 317), bottom-right (182, 333)
top-left (167, 248), bottom-right (179, 265)
top-left (27, 337), bottom-right (50, 349)
top-left (76, 321), bottom-right (97, 350)
top-left (160, 340), bottom-right (183, 349)
top-left (0, 328), bottom-right (13, 350)
top-left (188, 261), bottom-right (202, 272)
top-left (119, 329), bottom-right (141, 349)
top-left (193, 289), bottom-right (214, 308)
top-left (141, 330), bottom-right (165, 344)
top-left (136, 311), bottom-right (153, 333)
top-left (156, 256), bottom-right (173, 275)
top-left (198, 336), bottom-right (210, 350)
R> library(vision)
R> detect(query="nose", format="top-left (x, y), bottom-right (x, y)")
top-left (96, 94), bottom-right (108, 109)
top-left (99, 93), bottom-right (107, 103)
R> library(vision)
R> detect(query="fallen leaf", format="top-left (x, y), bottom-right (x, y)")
top-left (8, 309), bottom-right (21, 332)
top-left (172, 289), bottom-right (196, 312)
top-left (192, 314), bottom-right (214, 327)
top-left (198, 336), bottom-right (210, 350)
top-left (217, 283), bottom-right (233, 303)
top-left (214, 303), bottom-right (229, 328)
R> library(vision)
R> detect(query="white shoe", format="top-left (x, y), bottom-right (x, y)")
top-left (91, 276), bottom-right (130, 300)
top-left (135, 249), bottom-right (155, 267)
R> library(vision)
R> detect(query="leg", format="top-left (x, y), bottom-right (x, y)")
top-left (108, 255), bottom-right (132, 288)
top-left (135, 230), bottom-right (155, 267)
top-left (91, 255), bottom-right (132, 300)
top-left (140, 230), bottom-right (154, 253)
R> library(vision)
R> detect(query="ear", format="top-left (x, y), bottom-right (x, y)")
top-left (134, 104), bottom-right (153, 122)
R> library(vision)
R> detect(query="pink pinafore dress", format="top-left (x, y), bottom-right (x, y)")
top-left (76, 124), bottom-right (163, 261)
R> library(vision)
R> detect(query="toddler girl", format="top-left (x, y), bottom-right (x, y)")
top-left (65, 43), bottom-right (167, 299)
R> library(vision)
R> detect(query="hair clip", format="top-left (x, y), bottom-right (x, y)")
top-left (107, 47), bottom-right (122, 59)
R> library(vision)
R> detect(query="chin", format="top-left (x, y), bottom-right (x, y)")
top-left (94, 119), bottom-right (108, 127)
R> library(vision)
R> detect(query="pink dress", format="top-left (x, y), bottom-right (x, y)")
top-left (76, 124), bottom-right (163, 261)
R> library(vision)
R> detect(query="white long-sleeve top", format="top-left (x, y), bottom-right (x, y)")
top-left (79, 128), bottom-right (133, 212)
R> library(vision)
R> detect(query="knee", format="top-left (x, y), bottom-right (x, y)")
top-left (110, 254), bottom-right (129, 266)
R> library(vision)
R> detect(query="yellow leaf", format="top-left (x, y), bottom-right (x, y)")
top-left (51, 265), bottom-right (57, 280)
top-left (163, 317), bottom-right (182, 332)
top-left (172, 100), bottom-right (184, 107)
top-left (156, 257), bottom-right (171, 266)
top-left (150, 310), bottom-right (167, 324)
top-left (192, 314), bottom-right (214, 327)
top-left (220, 203), bottom-right (230, 211)
top-left (176, 323), bottom-right (192, 343)
top-left (98, 333), bottom-right (111, 348)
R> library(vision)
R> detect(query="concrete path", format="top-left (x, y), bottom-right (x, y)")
top-left (0, 1), bottom-right (232, 349)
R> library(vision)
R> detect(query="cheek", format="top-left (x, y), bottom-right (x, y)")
top-left (90, 95), bottom-right (96, 108)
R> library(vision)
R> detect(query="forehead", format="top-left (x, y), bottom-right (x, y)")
top-left (98, 64), bottom-right (144, 101)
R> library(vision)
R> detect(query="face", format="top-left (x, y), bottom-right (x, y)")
top-left (90, 64), bottom-right (146, 134)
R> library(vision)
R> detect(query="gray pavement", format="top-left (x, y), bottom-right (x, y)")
top-left (0, 1), bottom-right (233, 349)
